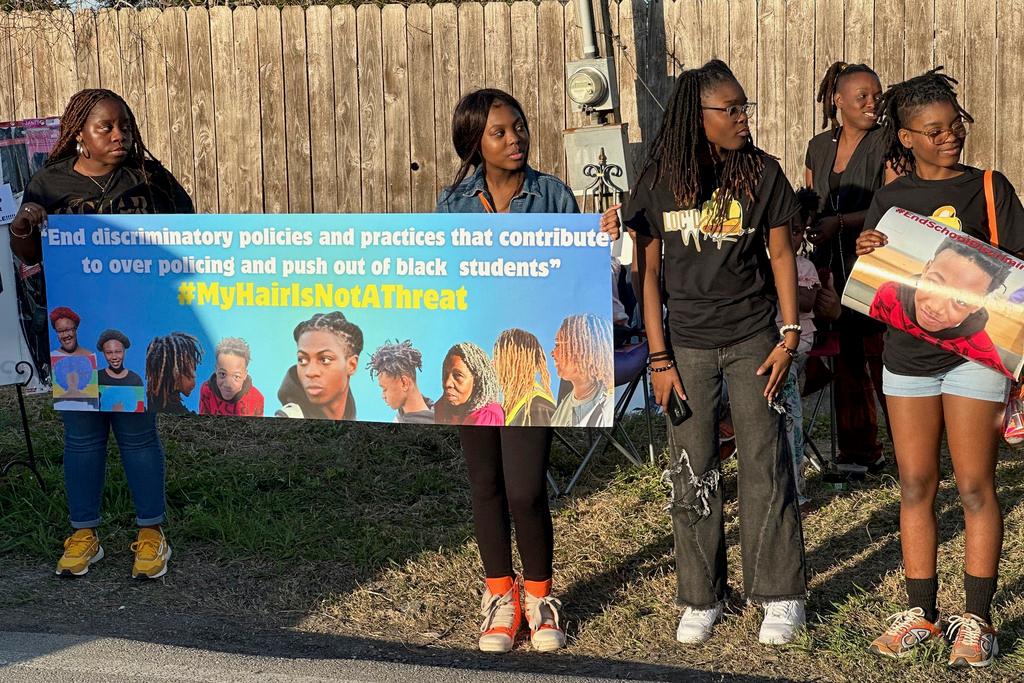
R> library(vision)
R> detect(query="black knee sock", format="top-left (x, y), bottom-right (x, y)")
top-left (906, 577), bottom-right (939, 623)
top-left (964, 573), bottom-right (997, 624)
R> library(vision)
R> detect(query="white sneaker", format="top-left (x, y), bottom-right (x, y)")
top-left (676, 603), bottom-right (723, 644)
top-left (759, 599), bottom-right (806, 645)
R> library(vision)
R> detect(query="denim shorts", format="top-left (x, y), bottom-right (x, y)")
top-left (883, 362), bottom-right (1011, 403)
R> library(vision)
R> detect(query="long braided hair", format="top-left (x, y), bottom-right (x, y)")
top-left (877, 67), bottom-right (973, 176)
top-left (493, 328), bottom-right (552, 416)
top-left (146, 332), bottom-right (203, 410)
top-left (442, 342), bottom-right (501, 413)
top-left (367, 339), bottom-right (422, 380)
top-left (556, 314), bottom-right (613, 395)
top-left (642, 59), bottom-right (769, 227)
top-left (815, 61), bottom-right (879, 131)
top-left (292, 311), bottom-right (364, 358)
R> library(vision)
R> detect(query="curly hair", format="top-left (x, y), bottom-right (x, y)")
top-left (641, 59), bottom-right (771, 227)
top-left (214, 337), bottom-right (251, 365)
top-left (493, 328), bottom-right (551, 416)
top-left (96, 328), bottom-right (131, 352)
top-left (556, 314), bottom-right (614, 393)
top-left (367, 339), bottom-right (423, 380)
top-left (49, 306), bottom-right (80, 328)
top-left (877, 67), bottom-right (972, 175)
top-left (442, 342), bottom-right (501, 412)
top-left (292, 311), bottom-right (364, 358)
top-left (146, 332), bottom-right (203, 409)
top-left (815, 61), bottom-right (879, 131)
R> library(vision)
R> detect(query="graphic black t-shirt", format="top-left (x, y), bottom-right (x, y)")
top-left (98, 368), bottom-right (143, 386)
top-left (863, 166), bottom-right (1024, 376)
top-left (23, 156), bottom-right (194, 216)
top-left (624, 156), bottom-right (801, 348)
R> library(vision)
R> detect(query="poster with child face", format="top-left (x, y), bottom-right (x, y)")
top-left (842, 206), bottom-right (1024, 379)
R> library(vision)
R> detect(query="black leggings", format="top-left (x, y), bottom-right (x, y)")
top-left (459, 425), bottom-right (554, 582)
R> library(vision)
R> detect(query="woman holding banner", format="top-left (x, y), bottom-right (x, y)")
top-left (435, 88), bottom-right (619, 653)
top-left (7, 89), bottom-right (193, 580)
top-left (856, 68), bottom-right (1024, 668)
top-left (804, 61), bottom-right (895, 473)
top-left (625, 59), bottom-right (806, 646)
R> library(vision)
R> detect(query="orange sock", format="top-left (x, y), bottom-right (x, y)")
top-left (524, 579), bottom-right (552, 599)
top-left (485, 576), bottom-right (514, 596)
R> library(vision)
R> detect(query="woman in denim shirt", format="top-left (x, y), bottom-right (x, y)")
top-left (435, 88), bottom-right (619, 653)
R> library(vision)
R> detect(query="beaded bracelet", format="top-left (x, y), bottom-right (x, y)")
top-left (775, 341), bottom-right (797, 358)
top-left (779, 324), bottom-right (802, 336)
top-left (650, 361), bottom-right (676, 372)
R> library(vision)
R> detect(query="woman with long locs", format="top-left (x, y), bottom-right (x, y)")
top-left (856, 68), bottom-right (1024, 669)
top-left (7, 88), bottom-right (193, 580)
top-left (625, 60), bottom-right (807, 646)
top-left (435, 88), bottom-right (619, 653)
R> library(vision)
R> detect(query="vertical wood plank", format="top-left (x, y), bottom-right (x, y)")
top-left (458, 3), bottom-right (485, 95)
top-left (815, 0), bottom-right (845, 87)
top-left (30, 17), bottom-right (57, 116)
top-left (786, 0), bottom-right (816, 184)
top-left (74, 9), bottom-right (100, 91)
top-left (96, 8), bottom-right (123, 96)
top-left (996, 0), bottom-right (1024, 187)
top-left (511, 1), bottom-right (539, 133)
top-left (356, 4), bottom-right (386, 212)
top-left (536, 0), bottom-right (565, 179)
top-left (484, 2), bottom-right (512, 93)
top-left (757, 0), bottom-right (787, 161)
top-left (0, 18), bottom-right (14, 121)
top-left (140, 7), bottom-right (170, 168)
top-left (118, 8), bottom-right (147, 139)
top-left (844, 0), bottom-right (875, 67)
top-left (47, 10), bottom-right (78, 116)
top-left (233, 6), bottom-right (262, 214)
top-left (730, 0), bottom-right (757, 122)
top-left (432, 3), bottom-right (461, 184)
top-left (12, 12), bottom-right (36, 119)
top-left (382, 4), bottom-right (410, 212)
top-left (186, 6), bottom-right (218, 212)
top-left (257, 6), bottom-right (287, 213)
top-left (331, 5), bottom-right (361, 213)
top-left (282, 5), bottom-right (312, 213)
top-left (963, 0), bottom-right (996, 168)
top-left (307, 5), bottom-right (338, 213)
top-left (407, 3), bottom-right (437, 210)
top-left (903, 0), bottom-right (934, 76)
top-left (873, 0), bottom-right (905, 87)
top-left (616, 0), bottom-right (641, 145)
top-left (564, 0), bottom-right (588, 130)
top-left (210, 6), bottom-right (237, 212)
top-left (700, 0), bottom-right (729, 63)
top-left (160, 7), bottom-right (195, 203)
top-left (672, 0), bottom-right (701, 71)
top-left (934, 0), bottom-right (966, 84)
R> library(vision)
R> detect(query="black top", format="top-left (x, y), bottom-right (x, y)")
top-left (23, 156), bottom-right (194, 216)
top-left (863, 166), bottom-right (1024, 376)
top-left (624, 156), bottom-right (801, 348)
top-left (805, 126), bottom-right (888, 279)
top-left (98, 368), bottom-right (143, 386)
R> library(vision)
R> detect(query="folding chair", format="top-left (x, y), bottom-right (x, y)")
top-left (802, 331), bottom-right (840, 473)
top-left (554, 339), bottom-right (655, 495)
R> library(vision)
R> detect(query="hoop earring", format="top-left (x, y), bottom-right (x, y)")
top-left (76, 142), bottom-right (90, 159)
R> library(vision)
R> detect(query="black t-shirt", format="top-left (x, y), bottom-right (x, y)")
top-left (624, 156), bottom-right (800, 348)
top-left (863, 166), bottom-right (1024, 376)
top-left (23, 156), bottom-right (194, 216)
top-left (98, 368), bottom-right (143, 386)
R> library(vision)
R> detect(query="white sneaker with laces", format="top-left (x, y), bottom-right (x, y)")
top-left (676, 603), bottom-right (723, 644)
top-left (759, 599), bottom-right (806, 645)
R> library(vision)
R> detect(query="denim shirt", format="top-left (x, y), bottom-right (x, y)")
top-left (435, 165), bottom-right (580, 214)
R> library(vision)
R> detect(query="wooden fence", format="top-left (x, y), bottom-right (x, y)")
top-left (1, 1), bottom-right (1023, 213)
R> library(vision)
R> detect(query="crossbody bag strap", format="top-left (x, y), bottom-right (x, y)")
top-left (984, 169), bottom-right (1000, 247)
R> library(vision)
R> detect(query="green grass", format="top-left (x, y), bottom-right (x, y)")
top-left (2, 387), bottom-right (1023, 681)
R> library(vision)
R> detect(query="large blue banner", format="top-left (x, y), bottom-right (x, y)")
top-left (40, 214), bottom-right (614, 428)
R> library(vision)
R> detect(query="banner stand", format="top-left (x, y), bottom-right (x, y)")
top-left (2, 361), bottom-right (44, 491)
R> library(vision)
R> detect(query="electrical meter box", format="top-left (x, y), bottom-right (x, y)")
top-left (566, 57), bottom-right (618, 113)
top-left (562, 123), bottom-right (632, 197)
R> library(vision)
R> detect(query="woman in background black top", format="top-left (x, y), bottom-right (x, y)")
top-left (804, 61), bottom-right (895, 471)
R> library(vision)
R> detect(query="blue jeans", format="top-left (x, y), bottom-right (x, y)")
top-left (61, 411), bottom-right (166, 529)
top-left (666, 328), bottom-right (806, 607)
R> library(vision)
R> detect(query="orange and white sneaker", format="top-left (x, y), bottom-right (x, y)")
top-left (947, 613), bottom-right (998, 668)
top-left (55, 529), bottom-right (104, 577)
top-left (130, 527), bottom-right (171, 579)
top-left (524, 581), bottom-right (566, 652)
top-left (868, 607), bottom-right (943, 658)
top-left (478, 579), bottom-right (521, 653)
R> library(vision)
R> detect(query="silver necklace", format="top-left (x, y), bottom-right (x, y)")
top-left (84, 170), bottom-right (114, 194)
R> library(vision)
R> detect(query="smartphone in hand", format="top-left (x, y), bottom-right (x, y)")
top-left (668, 389), bottom-right (692, 426)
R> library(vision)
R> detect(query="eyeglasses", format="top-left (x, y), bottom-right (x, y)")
top-left (903, 120), bottom-right (969, 144)
top-left (701, 102), bottom-right (756, 119)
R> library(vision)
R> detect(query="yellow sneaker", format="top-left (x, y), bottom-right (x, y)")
top-left (55, 529), bottom-right (104, 577)
top-left (130, 527), bottom-right (171, 579)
